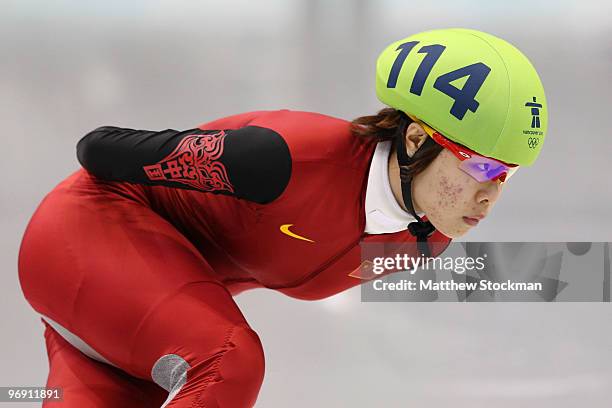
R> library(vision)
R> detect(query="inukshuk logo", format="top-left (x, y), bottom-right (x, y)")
top-left (525, 96), bottom-right (542, 129)
top-left (143, 131), bottom-right (235, 193)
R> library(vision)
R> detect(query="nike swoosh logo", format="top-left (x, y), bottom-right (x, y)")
top-left (279, 224), bottom-right (315, 243)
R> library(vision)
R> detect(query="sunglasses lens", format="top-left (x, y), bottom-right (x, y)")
top-left (460, 157), bottom-right (512, 183)
top-left (428, 124), bottom-right (520, 183)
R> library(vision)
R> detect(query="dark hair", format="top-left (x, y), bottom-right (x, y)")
top-left (350, 107), bottom-right (443, 181)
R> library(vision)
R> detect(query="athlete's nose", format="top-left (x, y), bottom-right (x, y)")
top-left (476, 179), bottom-right (502, 206)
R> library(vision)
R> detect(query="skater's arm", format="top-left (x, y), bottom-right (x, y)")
top-left (77, 125), bottom-right (291, 204)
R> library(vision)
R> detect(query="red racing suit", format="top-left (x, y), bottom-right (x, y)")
top-left (18, 110), bottom-right (451, 407)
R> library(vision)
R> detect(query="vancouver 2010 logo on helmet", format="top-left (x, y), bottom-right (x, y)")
top-left (525, 97), bottom-right (543, 129)
top-left (522, 96), bottom-right (544, 142)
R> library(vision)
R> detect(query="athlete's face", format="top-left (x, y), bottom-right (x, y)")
top-left (406, 124), bottom-right (504, 238)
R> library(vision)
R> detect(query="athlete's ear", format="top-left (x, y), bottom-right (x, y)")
top-left (403, 122), bottom-right (428, 158)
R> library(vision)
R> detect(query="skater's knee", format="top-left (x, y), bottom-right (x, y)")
top-left (220, 324), bottom-right (265, 387)
top-left (189, 324), bottom-right (265, 406)
top-left (152, 324), bottom-right (265, 407)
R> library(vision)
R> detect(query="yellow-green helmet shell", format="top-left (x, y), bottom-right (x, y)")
top-left (376, 28), bottom-right (547, 166)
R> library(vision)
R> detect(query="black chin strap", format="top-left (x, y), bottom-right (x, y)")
top-left (395, 113), bottom-right (437, 257)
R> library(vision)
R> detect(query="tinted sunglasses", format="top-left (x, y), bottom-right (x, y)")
top-left (409, 116), bottom-right (519, 183)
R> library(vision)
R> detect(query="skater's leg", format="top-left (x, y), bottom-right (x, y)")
top-left (42, 320), bottom-right (166, 407)
top-left (20, 188), bottom-right (265, 407)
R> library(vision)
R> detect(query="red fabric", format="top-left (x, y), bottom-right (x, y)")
top-left (19, 171), bottom-right (264, 407)
top-left (42, 320), bottom-right (167, 407)
top-left (19, 110), bottom-right (451, 407)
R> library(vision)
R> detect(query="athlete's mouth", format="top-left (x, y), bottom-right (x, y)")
top-left (463, 214), bottom-right (485, 226)
top-left (463, 216), bottom-right (479, 226)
